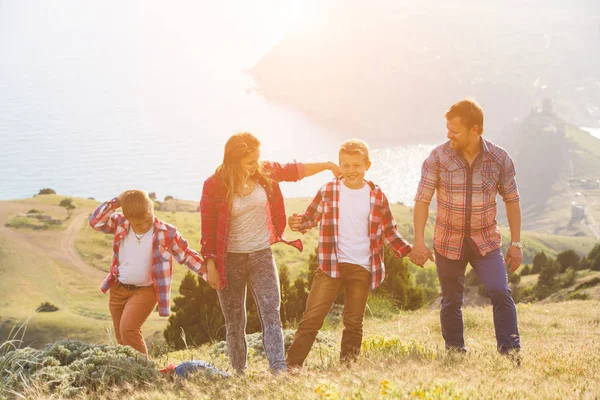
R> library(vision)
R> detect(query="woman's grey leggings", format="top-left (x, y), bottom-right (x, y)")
top-left (217, 248), bottom-right (286, 372)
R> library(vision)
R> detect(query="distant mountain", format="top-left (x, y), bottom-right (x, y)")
top-left (250, 0), bottom-right (600, 146)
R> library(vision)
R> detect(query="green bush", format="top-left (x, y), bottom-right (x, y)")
top-left (37, 188), bottom-right (56, 195)
top-left (0, 340), bottom-right (158, 398)
top-left (566, 292), bottom-right (590, 301)
top-left (209, 329), bottom-right (336, 358)
top-left (36, 302), bottom-right (59, 312)
top-left (574, 277), bottom-right (600, 291)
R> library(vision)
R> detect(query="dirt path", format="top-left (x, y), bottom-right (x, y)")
top-left (0, 204), bottom-right (105, 280)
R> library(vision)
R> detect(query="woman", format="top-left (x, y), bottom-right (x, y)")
top-left (200, 132), bottom-right (339, 373)
top-left (90, 189), bottom-right (204, 358)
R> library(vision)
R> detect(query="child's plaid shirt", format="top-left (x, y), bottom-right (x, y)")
top-left (298, 178), bottom-right (412, 290)
top-left (89, 197), bottom-right (204, 317)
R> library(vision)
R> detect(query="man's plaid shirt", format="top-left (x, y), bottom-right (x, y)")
top-left (298, 178), bottom-right (412, 290)
top-left (90, 198), bottom-right (204, 317)
top-left (414, 139), bottom-right (520, 260)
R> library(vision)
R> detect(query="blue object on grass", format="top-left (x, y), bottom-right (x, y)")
top-left (175, 360), bottom-right (231, 378)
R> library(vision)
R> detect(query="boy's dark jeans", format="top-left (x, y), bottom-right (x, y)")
top-left (287, 263), bottom-right (371, 367)
top-left (435, 241), bottom-right (520, 353)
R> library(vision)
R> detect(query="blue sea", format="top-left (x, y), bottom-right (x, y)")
top-left (0, 1), bottom-right (434, 204)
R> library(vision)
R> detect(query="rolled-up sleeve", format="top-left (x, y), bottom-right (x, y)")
top-left (414, 151), bottom-right (439, 204)
top-left (263, 160), bottom-right (304, 182)
top-left (499, 153), bottom-right (520, 203)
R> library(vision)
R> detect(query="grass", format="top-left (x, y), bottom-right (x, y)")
top-left (3, 299), bottom-right (598, 399)
top-left (1, 194), bottom-right (598, 354)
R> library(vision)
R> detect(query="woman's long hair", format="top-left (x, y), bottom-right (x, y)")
top-left (216, 132), bottom-right (272, 207)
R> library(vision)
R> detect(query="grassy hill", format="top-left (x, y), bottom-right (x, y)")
top-left (0, 194), bottom-right (598, 351)
top-left (4, 299), bottom-right (600, 399)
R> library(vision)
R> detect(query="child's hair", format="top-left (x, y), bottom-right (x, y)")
top-left (445, 98), bottom-right (484, 135)
top-left (121, 190), bottom-right (154, 223)
top-left (339, 139), bottom-right (370, 163)
top-left (216, 132), bottom-right (273, 207)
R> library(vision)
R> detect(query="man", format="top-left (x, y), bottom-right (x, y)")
top-left (411, 99), bottom-right (521, 355)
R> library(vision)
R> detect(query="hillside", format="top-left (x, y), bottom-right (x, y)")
top-left (250, 0), bottom-right (600, 147)
top-left (0, 194), bottom-right (597, 349)
top-left (3, 300), bottom-right (600, 399)
top-left (249, 0), bottom-right (600, 237)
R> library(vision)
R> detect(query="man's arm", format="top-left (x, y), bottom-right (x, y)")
top-left (505, 200), bottom-right (522, 272)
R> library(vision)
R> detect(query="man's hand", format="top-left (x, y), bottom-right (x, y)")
top-left (409, 242), bottom-right (435, 267)
top-left (206, 259), bottom-right (222, 290)
top-left (505, 245), bottom-right (523, 272)
top-left (288, 213), bottom-right (304, 232)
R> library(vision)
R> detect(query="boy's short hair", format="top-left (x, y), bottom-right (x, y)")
top-left (339, 139), bottom-right (370, 163)
top-left (121, 190), bottom-right (154, 223)
top-left (445, 99), bottom-right (484, 135)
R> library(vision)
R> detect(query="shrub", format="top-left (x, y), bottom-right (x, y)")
top-left (164, 195), bottom-right (174, 201)
top-left (0, 340), bottom-right (158, 398)
top-left (27, 209), bottom-right (41, 214)
top-left (36, 302), bottom-right (59, 312)
top-left (37, 188), bottom-right (56, 195)
top-left (566, 292), bottom-right (590, 301)
top-left (361, 335), bottom-right (436, 361)
top-left (210, 329), bottom-right (336, 358)
top-left (574, 277), bottom-right (600, 291)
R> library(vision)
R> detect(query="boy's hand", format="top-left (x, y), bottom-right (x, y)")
top-left (409, 242), bottom-right (435, 267)
top-left (288, 213), bottom-right (304, 231)
top-left (206, 259), bottom-right (222, 290)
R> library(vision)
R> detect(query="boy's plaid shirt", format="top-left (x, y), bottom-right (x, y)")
top-left (414, 139), bottom-right (520, 260)
top-left (89, 198), bottom-right (205, 317)
top-left (298, 178), bottom-right (412, 290)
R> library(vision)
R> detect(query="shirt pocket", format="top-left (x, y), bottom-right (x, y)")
top-left (481, 165), bottom-right (501, 202)
top-left (439, 163), bottom-right (463, 203)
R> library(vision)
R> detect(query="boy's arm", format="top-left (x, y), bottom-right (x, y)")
top-left (169, 228), bottom-right (206, 279)
top-left (89, 197), bottom-right (122, 234)
top-left (381, 193), bottom-right (412, 257)
top-left (300, 188), bottom-right (325, 231)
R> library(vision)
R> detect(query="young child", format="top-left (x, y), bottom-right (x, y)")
top-left (286, 139), bottom-right (414, 368)
top-left (89, 189), bottom-right (205, 358)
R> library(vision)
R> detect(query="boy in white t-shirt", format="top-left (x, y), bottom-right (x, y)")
top-left (286, 139), bottom-right (414, 368)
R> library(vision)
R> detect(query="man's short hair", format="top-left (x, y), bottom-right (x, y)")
top-left (445, 99), bottom-right (484, 135)
top-left (121, 190), bottom-right (154, 223)
top-left (339, 139), bottom-right (370, 163)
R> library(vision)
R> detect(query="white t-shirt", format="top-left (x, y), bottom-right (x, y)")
top-left (117, 226), bottom-right (154, 286)
top-left (337, 180), bottom-right (371, 271)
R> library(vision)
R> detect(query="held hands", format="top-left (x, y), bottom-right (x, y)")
top-left (206, 259), bottom-right (223, 290)
top-left (409, 242), bottom-right (435, 268)
top-left (505, 245), bottom-right (523, 272)
top-left (288, 213), bottom-right (304, 232)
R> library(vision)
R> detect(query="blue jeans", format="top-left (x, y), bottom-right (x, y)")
top-left (435, 241), bottom-right (520, 353)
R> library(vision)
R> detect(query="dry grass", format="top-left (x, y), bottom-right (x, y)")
top-left (5, 299), bottom-right (597, 399)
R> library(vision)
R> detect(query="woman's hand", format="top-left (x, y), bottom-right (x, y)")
top-left (329, 162), bottom-right (342, 177)
top-left (206, 259), bottom-right (222, 290)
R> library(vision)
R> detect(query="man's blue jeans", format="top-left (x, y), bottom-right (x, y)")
top-left (435, 241), bottom-right (520, 353)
